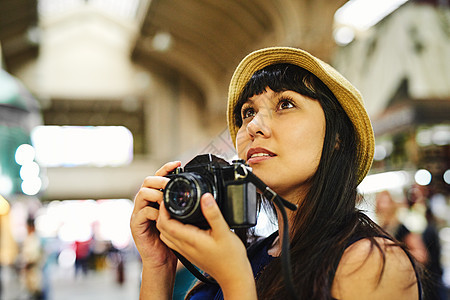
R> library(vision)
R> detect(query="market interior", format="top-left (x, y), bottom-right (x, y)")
top-left (0, 0), bottom-right (449, 299)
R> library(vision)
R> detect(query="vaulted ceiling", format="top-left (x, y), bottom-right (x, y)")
top-left (132, 0), bottom-right (346, 112)
top-left (0, 0), bottom-right (39, 71)
top-left (1, 0), bottom-right (346, 113)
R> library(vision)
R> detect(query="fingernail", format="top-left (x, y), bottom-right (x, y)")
top-left (203, 193), bottom-right (214, 207)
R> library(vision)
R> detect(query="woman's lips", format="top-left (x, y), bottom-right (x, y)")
top-left (246, 147), bottom-right (276, 164)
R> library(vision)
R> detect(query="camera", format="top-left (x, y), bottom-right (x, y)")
top-left (163, 154), bottom-right (257, 229)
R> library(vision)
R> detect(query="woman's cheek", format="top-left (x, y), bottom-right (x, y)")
top-left (235, 129), bottom-right (249, 160)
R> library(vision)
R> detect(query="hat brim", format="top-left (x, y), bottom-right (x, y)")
top-left (227, 47), bottom-right (374, 184)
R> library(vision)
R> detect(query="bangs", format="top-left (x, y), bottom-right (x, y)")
top-left (233, 63), bottom-right (329, 128)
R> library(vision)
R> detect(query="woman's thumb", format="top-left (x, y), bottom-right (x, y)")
top-left (201, 193), bottom-right (229, 232)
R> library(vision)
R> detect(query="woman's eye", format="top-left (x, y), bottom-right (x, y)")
top-left (242, 107), bottom-right (255, 119)
top-left (278, 99), bottom-right (295, 110)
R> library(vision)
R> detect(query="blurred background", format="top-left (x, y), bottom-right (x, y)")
top-left (0, 0), bottom-right (449, 299)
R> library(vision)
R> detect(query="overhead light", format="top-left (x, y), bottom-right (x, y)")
top-left (333, 26), bottom-right (356, 46)
top-left (444, 169), bottom-right (450, 185)
top-left (334, 0), bottom-right (409, 45)
top-left (415, 169), bottom-right (432, 186)
top-left (21, 177), bottom-right (42, 196)
top-left (15, 144), bottom-right (36, 166)
top-left (152, 31), bottom-right (172, 52)
top-left (335, 0), bottom-right (409, 31)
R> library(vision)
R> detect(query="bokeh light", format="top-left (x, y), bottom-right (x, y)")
top-left (15, 144), bottom-right (36, 166)
top-left (414, 169), bottom-right (432, 186)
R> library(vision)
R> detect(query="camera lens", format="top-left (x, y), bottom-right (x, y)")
top-left (167, 180), bottom-right (194, 210)
top-left (164, 173), bottom-right (214, 222)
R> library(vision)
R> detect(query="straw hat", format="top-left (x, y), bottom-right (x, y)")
top-left (227, 47), bottom-right (374, 184)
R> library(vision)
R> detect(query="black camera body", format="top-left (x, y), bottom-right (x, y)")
top-left (163, 154), bottom-right (257, 229)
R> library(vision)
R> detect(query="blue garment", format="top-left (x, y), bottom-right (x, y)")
top-left (188, 232), bottom-right (277, 300)
top-left (173, 267), bottom-right (198, 300)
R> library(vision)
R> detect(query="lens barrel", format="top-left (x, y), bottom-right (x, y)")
top-left (163, 173), bottom-right (214, 224)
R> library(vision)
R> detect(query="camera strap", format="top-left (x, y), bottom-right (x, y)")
top-left (236, 165), bottom-right (299, 299)
top-left (173, 164), bottom-right (299, 299)
top-left (235, 165), bottom-right (297, 211)
top-left (172, 250), bottom-right (217, 285)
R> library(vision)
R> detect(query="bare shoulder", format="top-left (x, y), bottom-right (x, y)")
top-left (331, 237), bottom-right (419, 300)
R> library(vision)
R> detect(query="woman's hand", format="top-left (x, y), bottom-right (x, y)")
top-left (130, 161), bottom-right (181, 299)
top-left (157, 193), bottom-right (257, 299)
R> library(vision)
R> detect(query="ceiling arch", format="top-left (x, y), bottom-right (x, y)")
top-left (132, 0), bottom-right (345, 113)
top-left (0, 0), bottom-right (346, 113)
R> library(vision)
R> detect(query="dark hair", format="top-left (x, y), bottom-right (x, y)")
top-left (187, 64), bottom-right (421, 299)
top-left (233, 64), bottom-right (417, 299)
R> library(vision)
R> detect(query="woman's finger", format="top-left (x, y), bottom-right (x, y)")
top-left (133, 161), bottom-right (181, 215)
top-left (141, 175), bottom-right (170, 190)
top-left (159, 232), bottom-right (178, 252)
top-left (157, 202), bottom-right (204, 246)
top-left (133, 187), bottom-right (164, 212)
top-left (155, 161), bottom-right (182, 176)
top-left (140, 206), bottom-right (160, 221)
top-left (130, 207), bottom-right (159, 234)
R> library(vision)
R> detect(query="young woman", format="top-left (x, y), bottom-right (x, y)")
top-left (130, 47), bottom-right (423, 299)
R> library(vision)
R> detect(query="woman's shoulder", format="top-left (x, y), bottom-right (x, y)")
top-left (331, 237), bottom-right (420, 300)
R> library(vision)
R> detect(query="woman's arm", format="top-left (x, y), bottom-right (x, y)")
top-left (130, 161), bottom-right (181, 300)
top-left (157, 193), bottom-right (257, 300)
top-left (331, 237), bottom-right (419, 300)
top-left (140, 263), bottom-right (177, 300)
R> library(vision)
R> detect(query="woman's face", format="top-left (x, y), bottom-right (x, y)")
top-left (236, 88), bottom-right (326, 200)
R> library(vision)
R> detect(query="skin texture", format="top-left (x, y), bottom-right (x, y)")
top-left (131, 87), bottom-right (419, 299)
top-left (131, 162), bottom-right (256, 300)
top-left (236, 88), bottom-right (326, 257)
top-left (131, 162), bottom-right (180, 299)
top-left (236, 88), bottom-right (326, 203)
top-left (331, 238), bottom-right (419, 299)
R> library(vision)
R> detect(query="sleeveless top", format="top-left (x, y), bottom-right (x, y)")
top-left (188, 231), bottom-right (423, 299)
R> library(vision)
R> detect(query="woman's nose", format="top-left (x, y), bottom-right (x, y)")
top-left (246, 111), bottom-right (272, 139)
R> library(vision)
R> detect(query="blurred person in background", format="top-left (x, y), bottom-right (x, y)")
top-left (376, 187), bottom-right (447, 299)
top-left (407, 186), bottom-right (446, 300)
top-left (74, 238), bottom-right (92, 278)
top-left (21, 217), bottom-right (45, 300)
top-left (375, 190), bottom-right (428, 264)
top-left (423, 206), bottom-right (446, 300)
top-left (107, 242), bottom-right (126, 285)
